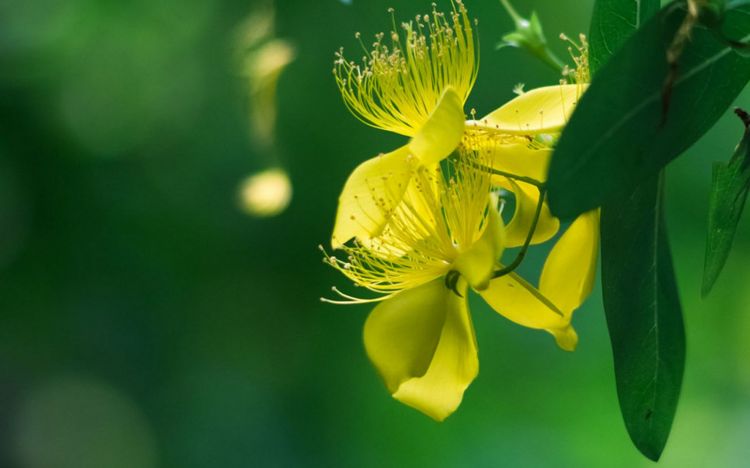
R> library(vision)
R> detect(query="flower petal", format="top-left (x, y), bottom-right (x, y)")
top-left (502, 180), bottom-right (559, 248)
top-left (549, 325), bottom-right (578, 352)
top-left (479, 272), bottom-right (567, 330)
top-left (363, 279), bottom-right (450, 395)
top-left (539, 209), bottom-right (600, 315)
top-left (408, 87), bottom-right (465, 165)
top-left (480, 84), bottom-right (585, 134)
top-left (331, 146), bottom-right (414, 248)
top-left (489, 141), bottom-right (551, 182)
top-left (453, 201), bottom-right (505, 291)
top-left (478, 211), bottom-right (599, 351)
top-left (388, 281), bottom-right (478, 421)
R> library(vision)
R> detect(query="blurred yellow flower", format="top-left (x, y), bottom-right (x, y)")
top-left (240, 168), bottom-right (292, 217)
top-left (243, 38), bottom-right (296, 150)
top-left (236, 4), bottom-right (296, 218)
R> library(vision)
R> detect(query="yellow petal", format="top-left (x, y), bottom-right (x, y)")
top-left (539, 209), bottom-right (600, 315)
top-left (388, 280), bottom-right (478, 421)
top-left (479, 272), bottom-right (567, 330)
top-left (331, 146), bottom-right (414, 248)
top-left (548, 325), bottom-right (578, 352)
top-left (481, 84), bottom-right (585, 134)
top-left (453, 201), bottom-right (505, 291)
top-left (489, 141), bottom-right (551, 182)
top-left (408, 87), bottom-right (465, 166)
top-left (480, 272), bottom-right (577, 351)
top-left (502, 180), bottom-right (559, 248)
top-left (400, 164), bottom-right (441, 230)
top-left (363, 279), bottom-right (449, 395)
top-left (479, 210), bottom-right (598, 351)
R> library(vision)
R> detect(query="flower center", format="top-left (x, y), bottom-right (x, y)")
top-left (322, 146), bottom-right (498, 304)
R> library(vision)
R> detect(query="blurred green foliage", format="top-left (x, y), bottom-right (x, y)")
top-left (0, 0), bottom-right (748, 466)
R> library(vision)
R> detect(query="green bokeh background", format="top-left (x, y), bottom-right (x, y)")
top-left (1, 0), bottom-right (749, 466)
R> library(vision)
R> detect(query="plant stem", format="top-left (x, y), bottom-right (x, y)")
top-left (492, 185), bottom-right (547, 278)
top-left (538, 49), bottom-right (567, 75)
top-left (499, 0), bottom-right (523, 24)
top-left (486, 166), bottom-right (545, 188)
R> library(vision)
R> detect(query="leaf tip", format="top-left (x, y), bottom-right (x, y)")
top-left (636, 432), bottom-right (667, 461)
top-left (622, 401), bottom-right (674, 462)
top-left (631, 417), bottom-right (667, 461)
top-left (637, 444), bottom-right (663, 462)
top-left (700, 273), bottom-right (716, 298)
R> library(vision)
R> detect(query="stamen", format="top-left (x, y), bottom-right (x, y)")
top-left (321, 144), bottom-right (499, 304)
top-left (560, 32), bottom-right (590, 84)
top-left (333, 2), bottom-right (478, 136)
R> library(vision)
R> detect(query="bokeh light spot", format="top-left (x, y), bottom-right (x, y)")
top-left (12, 377), bottom-right (158, 468)
top-left (239, 168), bottom-right (292, 217)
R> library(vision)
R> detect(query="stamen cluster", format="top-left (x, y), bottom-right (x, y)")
top-left (333, 1), bottom-right (478, 136)
top-left (322, 144), bottom-right (496, 304)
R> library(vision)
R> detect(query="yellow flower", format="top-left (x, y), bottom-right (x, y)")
top-left (322, 140), bottom-right (598, 421)
top-left (460, 85), bottom-right (598, 355)
top-left (324, 2), bottom-right (600, 421)
top-left (330, 1), bottom-right (585, 249)
top-left (465, 81), bottom-right (589, 246)
top-left (458, 37), bottom-right (597, 355)
top-left (330, 2), bottom-right (476, 247)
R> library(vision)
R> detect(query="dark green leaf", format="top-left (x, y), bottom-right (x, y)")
top-left (702, 108), bottom-right (750, 295)
top-left (589, 0), bottom-right (683, 461)
top-left (547, 3), bottom-right (750, 220)
top-left (601, 174), bottom-right (685, 461)
top-left (589, 0), bottom-right (660, 73)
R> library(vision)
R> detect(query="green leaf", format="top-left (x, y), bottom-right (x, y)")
top-left (589, 0), bottom-right (683, 461)
top-left (589, 0), bottom-right (660, 73)
top-left (702, 108), bottom-right (750, 295)
top-left (601, 174), bottom-right (686, 461)
top-left (547, 3), bottom-right (750, 220)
